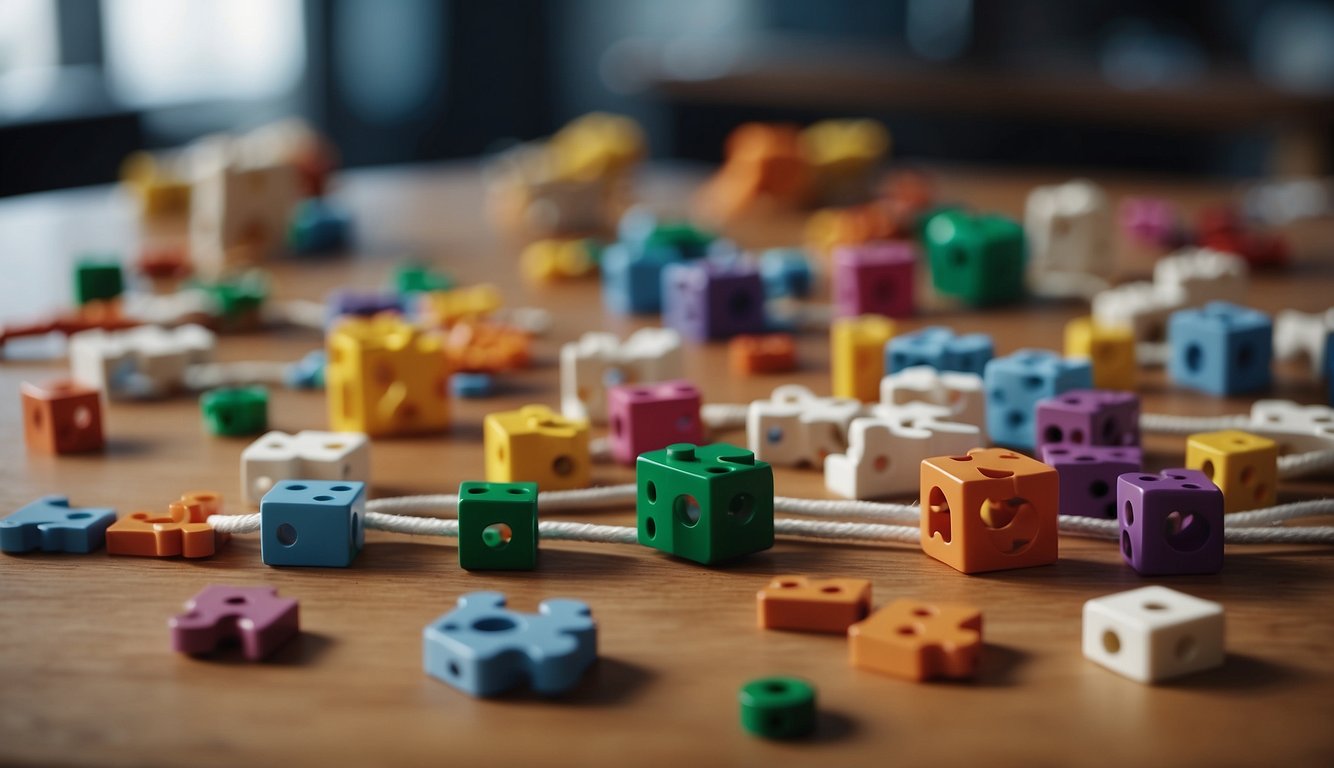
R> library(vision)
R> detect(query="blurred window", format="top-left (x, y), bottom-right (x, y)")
top-left (0, 0), bottom-right (59, 115)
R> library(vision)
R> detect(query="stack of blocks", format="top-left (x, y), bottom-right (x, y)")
top-left (831, 315), bottom-right (895, 402)
top-left (607, 381), bottom-right (703, 466)
top-left (325, 314), bottom-right (449, 436)
top-left (1118, 470), bottom-right (1224, 575)
top-left (260, 480), bottom-right (366, 567)
top-left (885, 326), bottom-right (993, 376)
top-left (923, 210), bottom-right (1026, 306)
top-left (484, 405), bottom-right (590, 491)
top-left (983, 350), bottom-right (1093, 451)
top-left (830, 242), bottom-right (915, 318)
top-left (661, 260), bottom-right (767, 342)
top-left (1168, 302), bottom-right (1273, 396)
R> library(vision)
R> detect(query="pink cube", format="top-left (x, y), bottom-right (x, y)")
top-left (832, 241), bottom-right (916, 318)
top-left (607, 380), bottom-right (703, 465)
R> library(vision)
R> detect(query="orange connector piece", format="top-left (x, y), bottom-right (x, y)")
top-left (848, 598), bottom-right (982, 681)
top-left (444, 321), bottom-right (532, 373)
top-left (106, 491), bottom-right (227, 558)
top-left (729, 334), bottom-right (798, 376)
top-left (757, 575), bottom-right (871, 633)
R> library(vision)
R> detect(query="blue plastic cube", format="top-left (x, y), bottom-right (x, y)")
top-left (886, 326), bottom-right (994, 376)
top-left (600, 243), bottom-right (673, 315)
top-left (1167, 302), bottom-right (1273, 396)
top-left (759, 248), bottom-right (814, 298)
top-left (260, 480), bottom-right (366, 567)
top-left (289, 199), bottom-right (353, 253)
top-left (983, 349), bottom-right (1093, 450)
top-left (451, 372), bottom-right (496, 399)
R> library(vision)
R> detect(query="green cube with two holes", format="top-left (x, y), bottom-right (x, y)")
top-left (74, 258), bottom-right (125, 305)
top-left (923, 210), bottom-right (1026, 307)
top-left (635, 442), bottom-right (773, 565)
top-left (200, 387), bottom-right (269, 436)
top-left (457, 481), bottom-right (539, 570)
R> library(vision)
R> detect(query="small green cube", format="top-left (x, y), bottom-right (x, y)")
top-left (74, 258), bottom-right (125, 305)
top-left (457, 481), bottom-right (539, 570)
top-left (739, 676), bottom-right (817, 739)
top-left (395, 263), bottom-right (455, 295)
top-left (924, 210), bottom-right (1026, 306)
top-left (645, 222), bottom-right (713, 260)
top-left (200, 387), bottom-right (269, 436)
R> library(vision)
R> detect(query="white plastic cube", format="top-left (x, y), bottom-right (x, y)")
top-left (1083, 586), bottom-right (1225, 683)
top-left (240, 430), bottom-right (371, 505)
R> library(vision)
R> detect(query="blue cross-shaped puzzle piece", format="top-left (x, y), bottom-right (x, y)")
top-left (1, 496), bottom-right (117, 554)
top-left (423, 591), bottom-right (597, 697)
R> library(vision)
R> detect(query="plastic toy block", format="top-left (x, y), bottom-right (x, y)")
top-left (559, 328), bottom-right (683, 424)
top-left (200, 386), bottom-right (268, 436)
top-left (69, 324), bottom-right (215, 399)
top-left (1024, 179), bottom-right (1113, 282)
top-left (325, 291), bottom-right (404, 325)
top-left (1245, 400), bottom-right (1334, 453)
top-left (848, 598), bottom-right (983, 681)
top-left (983, 350), bottom-right (1093, 451)
top-left (1198, 225), bottom-right (1290, 270)
top-left (607, 380), bottom-right (702, 466)
top-left (135, 244), bottom-right (192, 281)
top-left (457, 482), bottom-right (538, 571)
top-left (831, 315), bottom-right (894, 402)
top-left (484, 405), bottom-right (590, 491)
top-left (923, 210), bottom-right (1026, 306)
top-left (738, 677), bottom-right (817, 739)
top-left (1063, 316), bottom-right (1136, 391)
top-left (260, 480), bottom-right (366, 567)
top-left (241, 430), bottom-right (370, 505)
top-left (288, 198), bottom-right (352, 253)
top-left (1083, 586), bottom-right (1225, 683)
top-left (106, 491), bottom-right (226, 558)
top-left (1274, 309), bottom-right (1334, 371)
top-left (805, 200), bottom-right (912, 257)
top-left (920, 448), bottom-right (1059, 574)
top-left (827, 407), bottom-right (980, 500)
top-left (1040, 444), bottom-right (1142, 519)
top-left (759, 248), bottom-right (814, 298)
top-left (417, 284), bottom-right (502, 327)
top-left (636, 443), bottom-right (774, 564)
top-left (885, 326), bottom-right (993, 376)
top-left (831, 241), bottom-right (915, 319)
top-left (1, 496), bottom-right (116, 554)
top-left (188, 147), bottom-right (303, 277)
top-left (695, 123), bottom-right (812, 224)
top-left (451, 372), bottom-right (496, 399)
top-left (285, 350), bottom-right (326, 389)
top-left (878, 366), bottom-right (986, 434)
top-left (21, 380), bottom-right (104, 454)
top-left (1092, 281), bottom-right (1179, 343)
top-left (1119, 197), bottom-right (1183, 248)
top-left (520, 238), bottom-right (598, 281)
top-left (74, 258), bottom-right (125, 305)
top-left (443, 321), bottom-right (532, 374)
top-left (661, 260), bottom-right (767, 342)
top-left (1153, 248), bottom-right (1248, 307)
top-left (1168, 302), bottom-right (1273, 396)
top-left (600, 243), bottom-right (675, 315)
top-left (1118, 469), bottom-right (1224, 576)
top-left (170, 585), bottom-right (299, 661)
top-left (423, 591), bottom-right (597, 697)
top-left (1185, 430), bottom-right (1278, 514)
top-left (729, 334), bottom-right (797, 376)
top-left (757, 576), bottom-right (871, 633)
top-left (325, 314), bottom-right (449, 436)
top-left (746, 385), bottom-right (864, 467)
top-left (395, 263), bottom-right (455, 295)
top-left (1035, 389), bottom-right (1139, 450)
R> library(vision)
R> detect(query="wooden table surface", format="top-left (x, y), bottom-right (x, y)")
top-left (2, 163), bottom-right (1333, 768)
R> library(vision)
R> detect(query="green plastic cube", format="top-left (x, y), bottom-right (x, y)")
top-left (645, 223), bottom-right (713, 260)
top-left (200, 387), bottom-right (269, 436)
top-left (457, 481), bottom-right (538, 570)
top-left (203, 272), bottom-right (269, 319)
top-left (636, 442), bottom-right (773, 565)
top-left (739, 676), bottom-right (817, 739)
top-left (924, 210), bottom-right (1026, 306)
top-left (395, 263), bottom-right (455, 295)
top-left (73, 259), bottom-right (124, 305)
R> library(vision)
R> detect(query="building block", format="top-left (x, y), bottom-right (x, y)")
top-left (1024, 179), bottom-right (1113, 281)
top-left (738, 677), bottom-right (817, 739)
top-left (451, 372), bottom-right (496, 399)
top-left (1063, 316), bottom-right (1136, 391)
top-left (757, 575), bottom-right (871, 633)
top-left (189, 149), bottom-right (301, 278)
top-left (325, 291), bottom-right (404, 325)
top-left (106, 491), bottom-right (226, 558)
top-left (848, 598), bottom-right (983, 681)
top-left (729, 334), bottom-right (797, 376)
top-left (1274, 308), bottom-right (1334, 371)
top-left (983, 350), bottom-right (1093, 451)
top-left (923, 210), bottom-right (1026, 306)
top-left (443, 320), bottom-right (532, 374)
top-left (831, 315), bottom-right (895, 402)
top-left (1185, 430), bottom-right (1278, 514)
top-left (169, 585), bottom-right (300, 661)
top-left (423, 591), bottom-right (597, 697)
top-left (21, 380), bottom-right (104, 455)
top-left (1034, 389), bottom-right (1140, 450)
top-left (416, 284), bottom-right (502, 328)
top-left (559, 328), bottom-right (683, 424)
top-left (759, 248), bottom-right (814, 298)
top-left (607, 380), bottom-right (702, 466)
top-left (600, 243), bottom-right (674, 315)
top-left (69, 324), bottom-right (215, 399)
top-left (1092, 281), bottom-right (1178, 343)
top-left (1153, 248), bottom-right (1248, 307)
top-left (661, 260), bottom-right (767, 342)
top-left (885, 326), bottom-right (993, 376)
top-left (457, 482), bottom-right (539, 571)
top-left (695, 123), bottom-right (812, 223)
top-left (288, 198), bottom-right (352, 253)
top-left (325, 314), bottom-right (449, 436)
top-left (484, 405), bottom-right (590, 490)
top-left (920, 448), bottom-right (1059, 574)
top-left (74, 258), bottom-right (125, 305)
top-left (1244, 400), bottom-right (1334, 453)
top-left (878, 366), bottom-right (986, 434)
top-left (1119, 196), bottom-right (1183, 248)
top-left (1168, 302), bottom-right (1273, 396)
top-left (636, 442), bottom-right (774, 564)
top-left (200, 386), bottom-right (268, 436)
top-left (285, 350), bottom-right (326, 389)
top-left (395, 263), bottom-right (454, 295)
top-left (241, 430), bottom-right (370, 506)
top-left (520, 238), bottom-right (599, 281)
top-left (0, 496), bottom-right (116, 554)
top-left (1083, 586), bottom-right (1225, 683)
top-left (803, 117), bottom-right (889, 204)
top-left (1118, 469), bottom-right (1224, 576)
top-left (826, 408), bottom-right (981, 500)
top-left (746, 385), bottom-right (864, 467)
top-left (1040, 444), bottom-right (1142, 519)
top-left (260, 480), bottom-right (366, 567)
top-left (831, 241), bottom-right (916, 319)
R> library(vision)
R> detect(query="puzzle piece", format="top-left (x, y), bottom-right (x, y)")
top-left (1246, 400), bottom-right (1334, 453)
top-left (169, 584), bottom-right (300, 661)
top-left (0, 496), bottom-right (117, 554)
top-left (1153, 248), bottom-right (1248, 307)
top-left (879, 365), bottom-right (986, 434)
top-left (1274, 309), bottom-right (1334, 371)
top-left (746, 384), bottom-right (865, 467)
top-left (105, 491), bottom-right (226, 558)
top-left (422, 591), bottom-right (597, 697)
top-left (826, 407), bottom-right (980, 500)
top-left (757, 576), bottom-right (871, 633)
top-left (848, 598), bottom-right (983, 681)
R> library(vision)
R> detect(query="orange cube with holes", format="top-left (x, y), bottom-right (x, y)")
top-left (105, 491), bottom-right (227, 558)
top-left (21, 380), bottom-right (104, 455)
top-left (729, 334), bottom-right (798, 376)
top-left (920, 448), bottom-right (1059, 574)
top-left (757, 575), bottom-right (871, 633)
top-left (848, 598), bottom-right (982, 681)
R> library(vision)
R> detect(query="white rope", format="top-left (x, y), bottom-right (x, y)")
top-left (1135, 342), bottom-right (1171, 367)
top-left (267, 299), bottom-right (327, 330)
top-left (1278, 449), bottom-right (1334, 479)
top-left (774, 518), bottom-right (919, 543)
top-left (1139, 412), bottom-right (1252, 434)
top-left (184, 361), bottom-right (291, 390)
top-left (774, 496), bottom-right (919, 524)
top-left (702, 403), bottom-right (749, 431)
top-left (1222, 498), bottom-right (1334, 527)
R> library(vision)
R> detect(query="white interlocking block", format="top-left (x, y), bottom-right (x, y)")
top-left (746, 385), bottom-right (865, 467)
top-left (1025, 179), bottom-right (1114, 280)
top-left (1082, 586), bottom-right (1225, 684)
top-left (799, 397), bottom-right (865, 462)
top-left (1274, 309), bottom-right (1334, 370)
top-left (1247, 400), bottom-right (1334, 453)
top-left (559, 328), bottom-right (683, 424)
top-left (1091, 281), bottom-right (1181, 343)
top-left (825, 409), bottom-right (981, 499)
top-left (240, 430), bottom-right (371, 505)
top-left (188, 140), bottom-right (302, 278)
top-left (879, 366), bottom-right (986, 435)
top-left (1153, 248), bottom-right (1248, 307)
top-left (68, 324), bottom-right (215, 398)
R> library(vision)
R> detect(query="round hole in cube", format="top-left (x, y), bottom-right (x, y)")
top-left (645, 517), bottom-right (657, 538)
top-left (674, 495), bottom-right (702, 527)
top-left (552, 455), bottom-right (574, 477)
top-left (472, 616), bottom-right (517, 633)
top-left (482, 523), bottom-right (512, 549)
top-left (646, 481), bottom-right (657, 503)
top-left (728, 493), bottom-right (755, 525)
top-left (1101, 629), bottom-right (1121, 654)
top-left (276, 523), bottom-right (298, 546)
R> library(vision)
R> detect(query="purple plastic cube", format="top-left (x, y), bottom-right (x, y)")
top-left (326, 289), bottom-right (404, 324)
top-left (1035, 389), bottom-right (1140, 449)
top-left (661, 260), bottom-right (767, 342)
top-left (169, 584), bottom-right (300, 660)
top-left (1041, 444), bottom-right (1143, 519)
top-left (831, 241), bottom-right (916, 319)
top-left (1117, 469), bottom-right (1224, 576)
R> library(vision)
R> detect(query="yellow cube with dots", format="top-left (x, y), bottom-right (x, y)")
top-left (326, 315), bottom-right (450, 437)
top-left (1064, 316), bottom-right (1136, 391)
top-left (1185, 430), bottom-right (1278, 514)
top-left (484, 404), bottom-right (590, 491)
top-left (832, 315), bottom-right (895, 402)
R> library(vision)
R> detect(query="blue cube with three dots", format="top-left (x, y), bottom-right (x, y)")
top-left (983, 349), bottom-right (1093, 451)
top-left (1167, 302), bottom-right (1273, 396)
top-left (260, 480), bottom-right (366, 567)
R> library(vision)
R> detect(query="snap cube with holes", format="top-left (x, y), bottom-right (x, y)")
top-left (1025, 179), bottom-right (1113, 281)
top-left (878, 366), bottom-right (986, 434)
top-left (920, 448), bottom-right (1059, 574)
top-left (1034, 389), bottom-right (1140, 450)
top-left (885, 326), bottom-right (993, 376)
top-left (738, 676), bottom-right (817, 739)
top-left (848, 598), bottom-right (983, 681)
top-left (636, 442), bottom-right (774, 565)
top-left (923, 210), bottom-right (1026, 306)
top-left (661, 260), bottom-right (767, 342)
top-left (1117, 469), bottom-right (1223, 575)
top-left (826, 410), bottom-right (980, 500)
top-left (983, 350), bottom-right (1093, 451)
top-left (559, 328), bottom-right (684, 425)
top-left (607, 381), bottom-right (702, 466)
top-left (325, 314), bottom-right (449, 436)
top-left (20, 380), bottom-right (104, 455)
top-left (729, 333), bottom-right (797, 376)
top-left (1246, 400), bottom-right (1334, 453)
top-left (1064, 316), bottom-right (1137, 391)
top-left (484, 404), bottom-right (590, 490)
top-left (457, 482), bottom-right (538, 571)
top-left (1082, 585), bottom-right (1225, 683)
top-left (756, 576), bottom-right (871, 633)
top-left (1167, 302), bottom-right (1273, 396)
top-left (758, 248), bottom-right (814, 298)
top-left (831, 315), bottom-right (895, 402)
top-left (831, 241), bottom-right (915, 319)
top-left (73, 258), bottom-right (125, 305)
top-left (1040, 444), bottom-right (1142, 519)
top-left (241, 430), bottom-right (370, 506)
top-left (1184, 430), bottom-right (1278, 514)
top-left (0, 496), bottom-right (117, 554)
top-left (600, 243), bottom-right (675, 314)
top-left (746, 385), bottom-right (864, 467)
top-left (170, 584), bottom-right (300, 661)
top-left (200, 386), bottom-right (268, 436)
top-left (259, 480), bottom-right (366, 567)
top-left (1119, 196), bottom-right (1183, 248)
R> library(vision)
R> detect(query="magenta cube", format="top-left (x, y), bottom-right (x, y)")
top-left (607, 380), bottom-right (703, 465)
top-left (662, 260), bottom-right (767, 342)
top-left (1117, 469), bottom-right (1224, 576)
top-left (831, 241), bottom-right (916, 319)
top-left (1035, 389), bottom-right (1140, 450)
top-left (1040, 444), bottom-right (1142, 519)
top-left (1119, 197), bottom-right (1184, 249)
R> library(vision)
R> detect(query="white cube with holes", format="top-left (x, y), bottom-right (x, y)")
top-left (1274, 309), bottom-right (1334, 370)
top-left (747, 384), bottom-right (865, 467)
top-left (1247, 400), bottom-right (1334, 453)
top-left (1153, 248), bottom-right (1248, 307)
top-left (1092, 281), bottom-right (1181, 343)
top-left (879, 366), bottom-right (987, 436)
top-left (559, 328), bottom-right (683, 425)
top-left (241, 430), bottom-right (370, 505)
top-left (826, 407), bottom-right (980, 499)
top-left (1082, 586), bottom-right (1224, 683)
top-left (1025, 179), bottom-right (1113, 280)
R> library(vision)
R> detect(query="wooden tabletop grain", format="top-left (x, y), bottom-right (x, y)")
top-left (1, 163), bottom-right (1333, 768)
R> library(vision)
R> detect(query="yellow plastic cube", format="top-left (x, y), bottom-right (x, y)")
top-left (1064, 316), bottom-right (1136, 391)
top-left (326, 315), bottom-right (450, 436)
top-left (1185, 430), bottom-right (1278, 513)
top-left (832, 315), bottom-right (895, 402)
top-left (418, 284), bottom-right (502, 328)
top-left (484, 404), bottom-right (590, 490)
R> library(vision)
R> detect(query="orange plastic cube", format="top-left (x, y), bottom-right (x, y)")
top-left (21, 380), bottom-right (104, 455)
top-left (729, 334), bottom-right (798, 376)
top-left (757, 575), bottom-right (871, 633)
top-left (106, 491), bottom-right (226, 558)
top-left (848, 598), bottom-right (982, 681)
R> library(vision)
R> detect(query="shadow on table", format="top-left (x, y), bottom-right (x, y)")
top-left (186, 630), bottom-right (335, 667)
top-left (1161, 652), bottom-right (1300, 693)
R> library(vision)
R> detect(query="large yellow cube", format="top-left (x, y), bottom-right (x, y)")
top-left (832, 315), bottom-right (895, 402)
top-left (326, 315), bottom-right (450, 436)
top-left (1185, 430), bottom-right (1278, 513)
top-left (484, 404), bottom-right (590, 490)
top-left (1064, 316), bottom-right (1136, 391)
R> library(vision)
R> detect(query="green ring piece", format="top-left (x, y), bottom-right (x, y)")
top-left (738, 676), bottom-right (817, 739)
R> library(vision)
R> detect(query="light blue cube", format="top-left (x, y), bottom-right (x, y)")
top-left (887, 326), bottom-right (994, 376)
top-left (600, 243), bottom-right (673, 315)
top-left (1168, 302), bottom-right (1273, 396)
top-left (260, 480), bottom-right (366, 567)
top-left (0, 496), bottom-right (116, 554)
top-left (984, 349), bottom-right (1093, 450)
top-left (759, 248), bottom-right (814, 298)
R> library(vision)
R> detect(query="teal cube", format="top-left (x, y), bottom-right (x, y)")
top-left (200, 387), bottom-right (269, 436)
top-left (74, 258), bottom-right (125, 305)
top-left (457, 482), bottom-right (539, 570)
top-left (924, 211), bottom-right (1026, 306)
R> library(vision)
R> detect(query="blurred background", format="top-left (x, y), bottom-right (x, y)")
top-left (2, 0), bottom-right (1333, 197)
